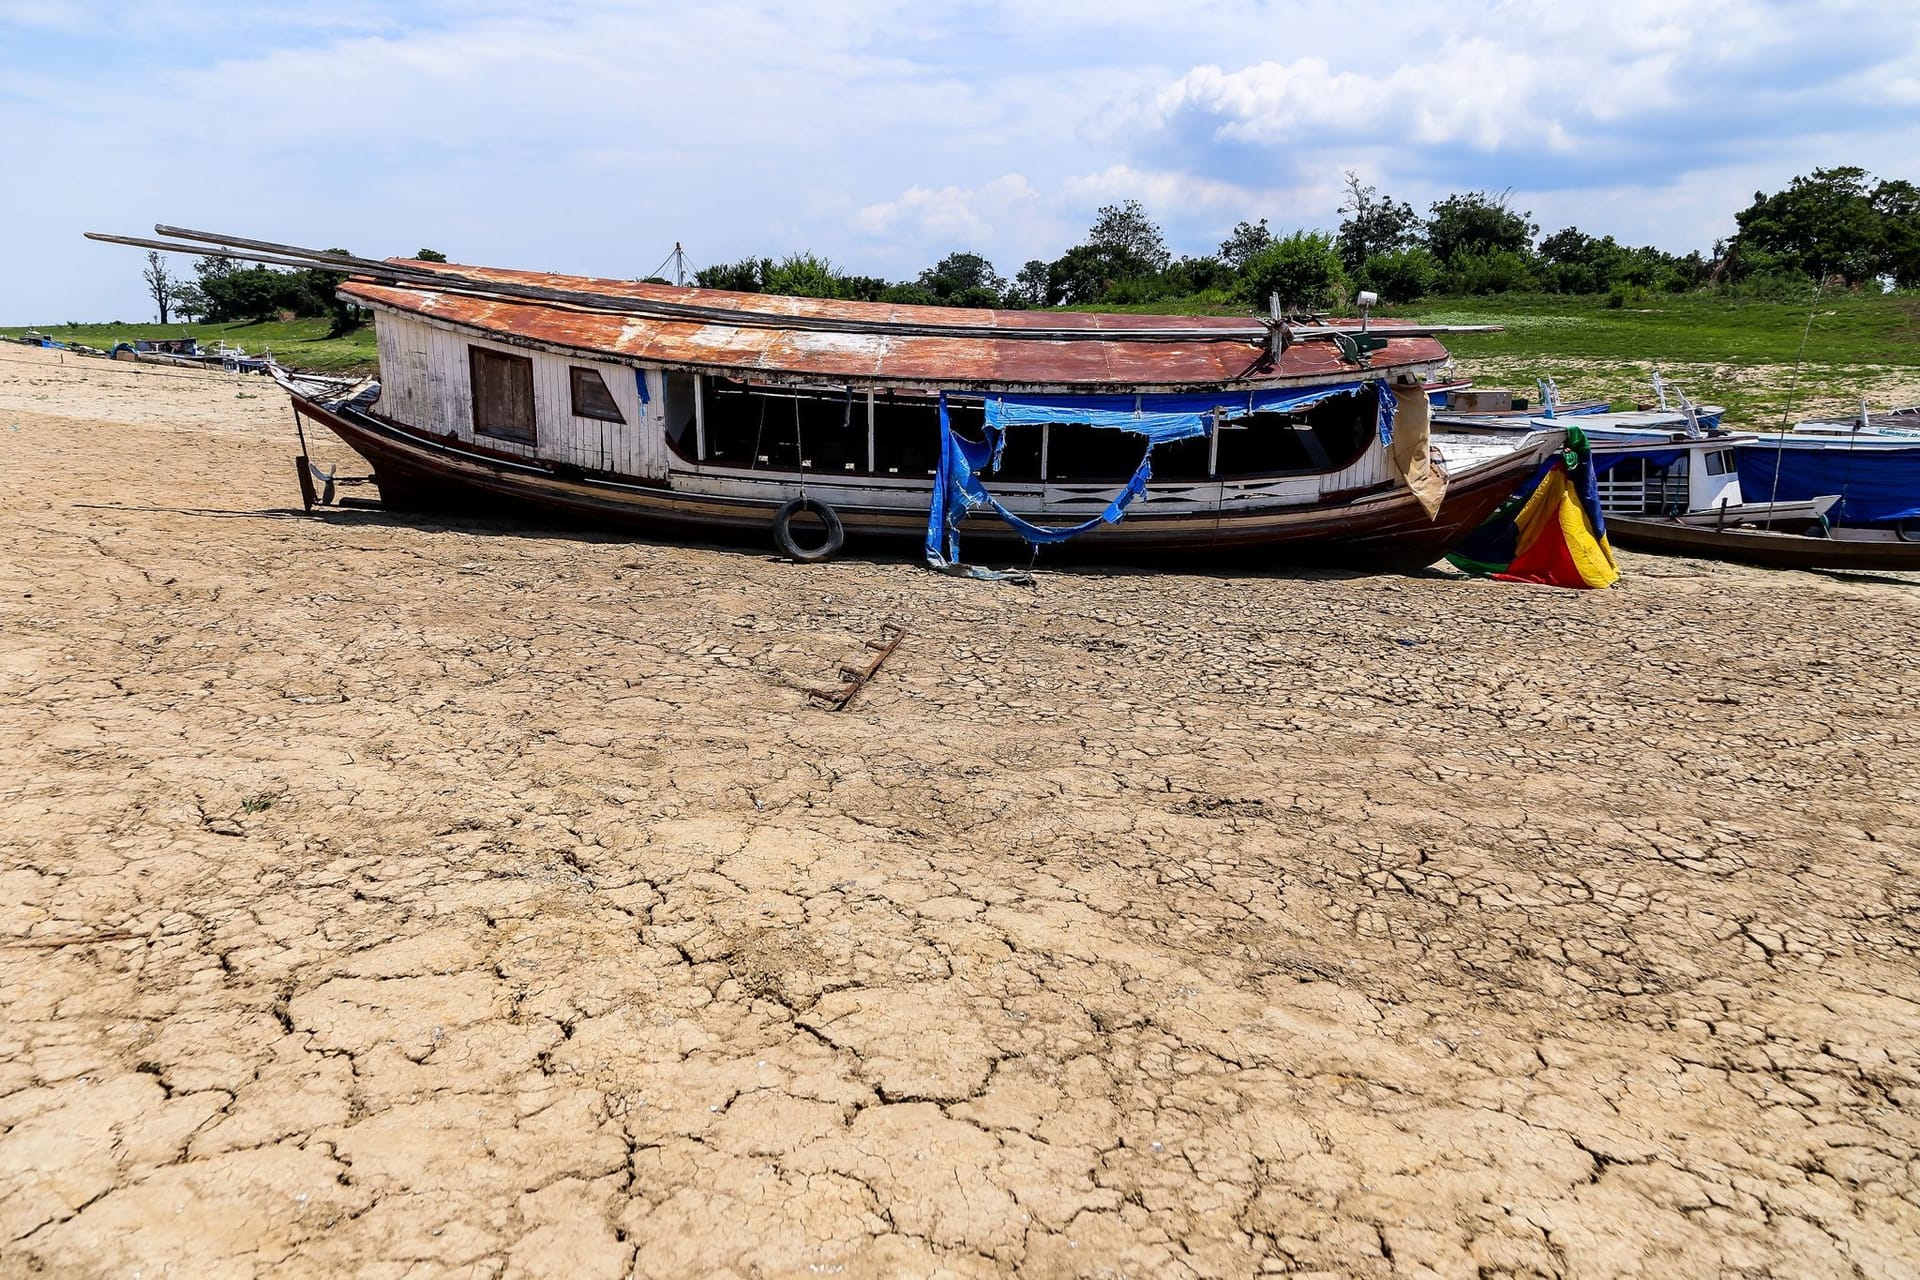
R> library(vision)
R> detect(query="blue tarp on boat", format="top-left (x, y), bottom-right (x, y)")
top-left (1591, 448), bottom-right (1686, 474)
top-left (925, 381), bottom-right (1390, 566)
top-left (1736, 441), bottom-right (1920, 525)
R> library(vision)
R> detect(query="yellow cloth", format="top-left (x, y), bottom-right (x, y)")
top-left (1509, 466), bottom-right (1621, 588)
top-left (1387, 380), bottom-right (1447, 520)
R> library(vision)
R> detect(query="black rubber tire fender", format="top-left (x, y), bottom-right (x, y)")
top-left (772, 495), bottom-right (845, 562)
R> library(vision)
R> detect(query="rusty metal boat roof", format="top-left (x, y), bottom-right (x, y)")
top-left (342, 260), bottom-right (1451, 394)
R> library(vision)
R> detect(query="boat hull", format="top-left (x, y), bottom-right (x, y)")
top-left (1608, 517), bottom-right (1920, 571)
top-left (293, 393), bottom-right (1557, 571)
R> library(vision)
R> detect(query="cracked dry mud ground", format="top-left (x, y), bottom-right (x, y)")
top-left (3, 345), bottom-right (1919, 1279)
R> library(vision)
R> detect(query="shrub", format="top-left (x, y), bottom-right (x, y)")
top-left (1100, 275), bottom-right (1178, 305)
top-left (1239, 231), bottom-right (1347, 312)
top-left (1357, 247), bottom-right (1438, 303)
top-left (1444, 249), bottom-right (1538, 295)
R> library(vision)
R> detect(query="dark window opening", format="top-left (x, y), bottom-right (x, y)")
top-left (996, 386), bottom-right (1375, 485)
top-left (1215, 388), bottom-right (1375, 479)
top-left (874, 390), bottom-right (962, 477)
top-left (988, 424), bottom-right (1044, 482)
top-left (664, 371), bottom-right (698, 453)
top-left (1150, 433), bottom-right (1214, 483)
top-left (570, 367), bottom-right (625, 423)
top-left (701, 380), bottom-right (865, 472)
top-left (469, 346), bottom-right (535, 444)
top-left (1043, 423), bottom-right (1155, 483)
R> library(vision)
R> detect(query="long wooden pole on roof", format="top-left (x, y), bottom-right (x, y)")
top-left (86, 225), bottom-right (1502, 349)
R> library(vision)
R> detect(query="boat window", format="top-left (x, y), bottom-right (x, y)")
top-left (874, 391), bottom-right (966, 477)
top-left (700, 380), bottom-right (871, 473)
top-left (979, 385), bottom-right (1377, 485)
top-left (1215, 387), bottom-right (1375, 479)
top-left (569, 367), bottom-right (625, 424)
top-left (989, 423), bottom-right (1044, 481)
top-left (1705, 450), bottom-right (1726, 476)
top-left (469, 346), bottom-right (536, 444)
top-left (663, 371), bottom-right (698, 453)
top-left (1150, 433), bottom-right (1213, 482)
top-left (1044, 423), bottom-right (1156, 482)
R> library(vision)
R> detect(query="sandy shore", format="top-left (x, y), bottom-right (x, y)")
top-left (2, 341), bottom-right (1918, 1277)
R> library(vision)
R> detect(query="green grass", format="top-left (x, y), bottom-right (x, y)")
top-left (1396, 291), bottom-right (1920, 426)
top-left (1397, 291), bottom-right (1920, 368)
top-left (1077, 289), bottom-right (1920, 426)
top-left (1, 317), bottom-right (378, 374)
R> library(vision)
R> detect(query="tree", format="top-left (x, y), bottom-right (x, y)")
top-left (915, 252), bottom-right (1005, 307)
top-left (1043, 201), bottom-right (1173, 305)
top-left (1218, 219), bottom-right (1272, 271)
top-left (1046, 243), bottom-right (1115, 306)
top-left (1086, 200), bottom-right (1170, 275)
top-left (143, 252), bottom-right (174, 325)
top-left (1007, 260), bottom-right (1050, 308)
top-left (1162, 255), bottom-right (1236, 296)
top-left (1336, 173), bottom-right (1419, 272)
top-left (1875, 178), bottom-right (1920, 287)
top-left (414, 248), bottom-right (448, 262)
top-left (1732, 167), bottom-right (1881, 285)
top-left (1425, 190), bottom-right (1537, 265)
top-left (693, 258), bottom-right (763, 292)
top-left (839, 275), bottom-right (891, 302)
top-left (296, 250), bottom-right (357, 336)
top-left (168, 281), bottom-right (209, 323)
top-left (1537, 227), bottom-right (1618, 293)
top-left (1239, 231), bottom-right (1346, 312)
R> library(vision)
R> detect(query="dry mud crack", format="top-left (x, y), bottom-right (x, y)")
top-left (2, 344), bottom-right (1919, 1277)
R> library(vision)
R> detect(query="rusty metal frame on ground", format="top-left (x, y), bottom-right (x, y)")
top-left (807, 622), bottom-right (906, 711)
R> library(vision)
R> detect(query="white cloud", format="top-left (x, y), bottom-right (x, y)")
top-left (4, 0), bottom-right (1919, 319)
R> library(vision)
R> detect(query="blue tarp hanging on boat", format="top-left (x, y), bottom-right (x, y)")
top-left (1736, 441), bottom-right (1920, 525)
top-left (926, 380), bottom-right (1388, 566)
top-left (1591, 448), bottom-right (1686, 474)
top-left (979, 382), bottom-right (1371, 441)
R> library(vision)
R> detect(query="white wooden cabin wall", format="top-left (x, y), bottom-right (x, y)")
top-left (372, 309), bottom-right (667, 480)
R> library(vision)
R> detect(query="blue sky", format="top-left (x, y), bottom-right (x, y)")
top-left (3, 0), bottom-right (1918, 322)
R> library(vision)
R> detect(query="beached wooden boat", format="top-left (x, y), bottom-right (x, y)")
top-left (1606, 517), bottom-right (1920, 570)
top-left (91, 226), bottom-right (1557, 570)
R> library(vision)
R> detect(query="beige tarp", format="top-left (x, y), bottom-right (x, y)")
top-left (1388, 379), bottom-right (1448, 520)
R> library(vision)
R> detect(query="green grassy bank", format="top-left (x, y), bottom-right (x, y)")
top-left (2, 318), bottom-right (379, 374)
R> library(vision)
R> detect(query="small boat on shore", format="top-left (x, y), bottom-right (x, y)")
top-left (1430, 377), bottom-right (1607, 419)
top-left (92, 225), bottom-right (1559, 573)
top-left (1434, 372), bottom-right (1725, 436)
top-left (1736, 404), bottom-right (1920, 544)
top-left (1601, 517), bottom-right (1920, 571)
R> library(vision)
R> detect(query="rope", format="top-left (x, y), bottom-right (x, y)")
top-left (1766, 275), bottom-right (1826, 509)
top-left (643, 247), bottom-right (678, 283)
top-left (750, 390), bottom-right (767, 470)
top-left (793, 396), bottom-right (806, 499)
